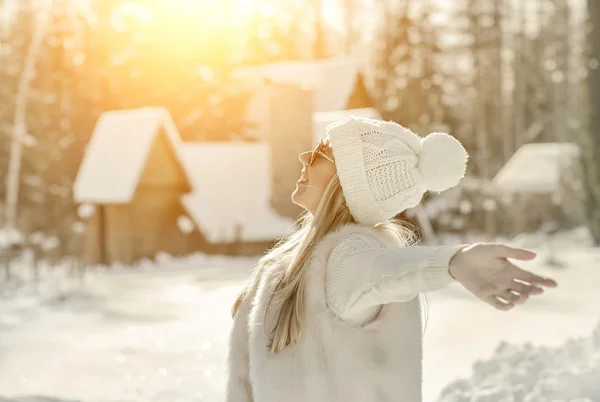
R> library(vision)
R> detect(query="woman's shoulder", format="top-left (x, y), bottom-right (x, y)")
top-left (313, 223), bottom-right (400, 260)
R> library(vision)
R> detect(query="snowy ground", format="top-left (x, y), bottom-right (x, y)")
top-left (0, 233), bottom-right (599, 402)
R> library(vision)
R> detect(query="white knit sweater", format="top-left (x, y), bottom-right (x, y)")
top-left (226, 224), bottom-right (463, 402)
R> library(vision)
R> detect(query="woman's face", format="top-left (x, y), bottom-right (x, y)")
top-left (291, 139), bottom-right (336, 214)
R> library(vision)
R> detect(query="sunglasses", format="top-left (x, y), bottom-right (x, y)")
top-left (308, 140), bottom-right (335, 166)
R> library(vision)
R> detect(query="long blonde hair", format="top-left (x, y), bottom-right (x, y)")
top-left (231, 175), bottom-right (417, 353)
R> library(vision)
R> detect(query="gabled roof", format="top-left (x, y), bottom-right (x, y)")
top-left (236, 58), bottom-right (364, 138)
top-left (492, 142), bottom-right (580, 193)
top-left (73, 107), bottom-right (191, 204)
top-left (73, 108), bottom-right (292, 243)
top-left (313, 108), bottom-right (381, 144)
top-left (178, 142), bottom-right (293, 243)
top-left (236, 57), bottom-right (361, 113)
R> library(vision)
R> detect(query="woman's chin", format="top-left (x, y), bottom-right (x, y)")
top-left (291, 186), bottom-right (308, 208)
top-left (290, 189), bottom-right (301, 207)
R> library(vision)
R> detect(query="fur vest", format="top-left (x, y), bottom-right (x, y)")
top-left (226, 224), bottom-right (456, 402)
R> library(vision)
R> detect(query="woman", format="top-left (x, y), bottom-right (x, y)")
top-left (226, 117), bottom-right (557, 402)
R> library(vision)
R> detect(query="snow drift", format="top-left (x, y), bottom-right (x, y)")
top-left (438, 321), bottom-right (600, 402)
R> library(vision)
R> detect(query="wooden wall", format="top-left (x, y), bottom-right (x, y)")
top-left (346, 74), bottom-right (375, 109)
top-left (82, 205), bottom-right (104, 265)
top-left (101, 190), bottom-right (192, 264)
top-left (82, 129), bottom-right (278, 265)
top-left (83, 130), bottom-right (193, 265)
top-left (138, 129), bottom-right (189, 189)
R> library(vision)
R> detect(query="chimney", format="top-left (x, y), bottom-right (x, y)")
top-left (266, 83), bottom-right (314, 219)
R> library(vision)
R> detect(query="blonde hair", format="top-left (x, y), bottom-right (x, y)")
top-left (231, 175), bottom-right (417, 353)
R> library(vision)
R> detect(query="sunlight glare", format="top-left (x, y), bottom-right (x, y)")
top-left (104, 0), bottom-right (283, 59)
top-left (162, 0), bottom-right (277, 19)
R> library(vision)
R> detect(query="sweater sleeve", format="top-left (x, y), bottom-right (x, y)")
top-left (225, 293), bottom-right (254, 402)
top-left (325, 233), bottom-right (464, 324)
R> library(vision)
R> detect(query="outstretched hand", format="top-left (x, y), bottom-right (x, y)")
top-left (448, 243), bottom-right (558, 311)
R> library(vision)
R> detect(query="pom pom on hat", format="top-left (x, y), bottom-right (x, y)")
top-left (418, 132), bottom-right (468, 192)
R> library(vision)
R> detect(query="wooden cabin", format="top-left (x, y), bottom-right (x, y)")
top-left (491, 142), bottom-right (583, 234)
top-left (73, 108), bottom-right (199, 265)
top-left (73, 108), bottom-right (293, 265)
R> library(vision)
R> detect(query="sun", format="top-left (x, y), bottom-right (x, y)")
top-left (105, 0), bottom-right (287, 61)
top-left (112, 0), bottom-right (280, 28)
top-left (158, 0), bottom-right (276, 20)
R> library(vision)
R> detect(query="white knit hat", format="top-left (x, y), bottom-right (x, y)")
top-left (327, 116), bottom-right (468, 226)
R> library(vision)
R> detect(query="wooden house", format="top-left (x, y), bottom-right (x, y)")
top-left (73, 108), bottom-right (198, 265)
top-left (73, 107), bottom-right (292, 265)
top-left (491, 142), bottom-right (582, 234)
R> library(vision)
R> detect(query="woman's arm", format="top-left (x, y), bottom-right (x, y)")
top-left (325, 233), bottom-right (463, 323)
top-left (225, 293), bottom-right (254, 402)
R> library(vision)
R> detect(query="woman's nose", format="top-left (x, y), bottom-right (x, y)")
top-left (298, 151), bottom-right (311, 166)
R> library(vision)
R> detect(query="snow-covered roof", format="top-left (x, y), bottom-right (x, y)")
top-left (492, 142), bottom-right (581, 193)
top-left (73, 107), bottom-right (190, 204)
top-left (237, 58), bottom-right (360, 113)
top-left (237, 58), bottom-right (363, 138)
top-left (73, 108), bottom-right (291, 243)
top-left (313, 108), bottom-right (381, 144)
top-left (178, 142), bottom-right (293, 243)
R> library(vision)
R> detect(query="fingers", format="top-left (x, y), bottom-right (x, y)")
top-left (509, 280), bottom-right (544, 296)
top-left (486, 295), bottom-right (514, 311)
top-left (501, 258), bottom-right (558, 288)
top-left (487, 276), bottom-right (551, 311)
top-left (491, 244), bottom-right (537, 261)
top-left (512, 269), bottom-right (558, 288)
top-left (497, 290), bottom-right (528, 305)
top-left (487, 276), bottom-right (552, 311)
